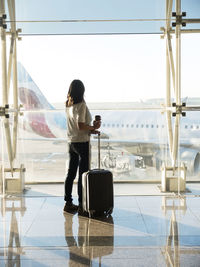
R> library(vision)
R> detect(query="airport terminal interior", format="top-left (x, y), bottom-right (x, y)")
top-left (1, 0), bottom-right (200, 266)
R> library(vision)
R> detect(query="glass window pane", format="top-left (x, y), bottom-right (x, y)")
top-left (19, 108), bottom-right (168, 183)
top-left (18, 111), bottom-right (67, 182)
top-left (0, 118), bottom-right (3, 193)
top-left (17, 35), bottom-right (166, 103)
top-left (182, 34), bottom-right (200, 100)
top-left (6, 0), bottom-right (166, 34)
top-left (2, 0), bottom-right (200, 185)
top-left (0, 40), bottom-right (2, 107)
top-left (182, 0), bottom-right (200, 19)
top-left (5, 1), bottom-right (200, 35)
top-left (180, 111), bottom-right (200, 181)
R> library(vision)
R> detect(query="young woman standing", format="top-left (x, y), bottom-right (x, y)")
top-left (64, 80), bottom-right (101, 213)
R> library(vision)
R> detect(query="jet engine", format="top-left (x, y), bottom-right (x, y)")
top-left (180, 149), bottom-right (200, 175)
top-left (155, 149), bottom-right (200, 175)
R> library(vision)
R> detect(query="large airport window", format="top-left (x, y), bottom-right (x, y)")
top-left (1, 2), bottom-right (200, 185)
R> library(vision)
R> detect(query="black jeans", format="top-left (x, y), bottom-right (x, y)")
top-left (64, 142), bottom-right (89, 205)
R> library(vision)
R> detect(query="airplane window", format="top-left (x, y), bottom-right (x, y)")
top-left (126, 124), bottom-right (129, 128)
top-left (162, 125), bottom-right (164, 128)
top-left (131, 124), bottom-right (134, 128)
top-left (121, 124), bottom-right (124, 127)
top-left (102, 123), bottom-right (106, 127)
top-left (146, 125), bottom-right (149, 128)
top-left (107, 124), bottom-right (110, 127)
top-left (190, 125), bottom-right (193, 129)
top-left (141, 124), bottom-right (144, 128)
top-left (136, 124), bottom-right (139, 128)
top-left (112, 124), bottom-right (115, 127)
top-left (196, 125), bottom-right (199, 129)
top-left (117, 124), bottom-right (119, 127)
top-left (185, 125), bottom-right (188, 129)
top-left (151, 125), bottom-right (154, 128)
top-left (156, 125), bottom-right (159, 128)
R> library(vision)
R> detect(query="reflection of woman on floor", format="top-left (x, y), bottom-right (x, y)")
top-left (64, 214), bottom-right (91, 266)
top-left (64, 213), bottom-right (114, 265)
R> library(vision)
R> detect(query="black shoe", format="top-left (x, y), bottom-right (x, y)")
top-left (63, 202), bottom-right (78, 213)
top-left (78, 206), bottom-right (88, 217)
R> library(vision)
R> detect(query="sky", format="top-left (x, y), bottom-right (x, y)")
top-left (13, 0), bottom-right (166, 35)
top-left (1, 33), bottom-right (200, 104)
top-left (1, 0), bottom-right (200, 105)
top-left (8, 0), bottom-right (200, 35)
top-left (16, 34), bottom-right (166, 103)
top-left (11, 33), bottom-right (200, 104)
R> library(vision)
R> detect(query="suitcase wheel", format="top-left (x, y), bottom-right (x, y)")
top-left (105, 208), bottom-right (113, 216)
top-left (88, 210), bottom-right (95, 218)
top-left (90, 209), bottom-right (113, 218)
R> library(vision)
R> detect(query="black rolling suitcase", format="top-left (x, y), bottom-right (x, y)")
top-left (82, 133), bottom-right (114, 217)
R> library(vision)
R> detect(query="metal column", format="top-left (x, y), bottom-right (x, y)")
top-left (0, 0), bottom-right (14, 174)
top-left (162, 0), bottom-right (186, 193)
top-left (0, 0), bottom-right (25, 194)
top-left (162, 0), bottom-right (200, 192)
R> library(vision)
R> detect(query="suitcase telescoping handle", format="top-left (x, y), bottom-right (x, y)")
top-left (98, 132), bottom-right (101, 169)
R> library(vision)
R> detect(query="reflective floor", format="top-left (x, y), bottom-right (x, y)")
top-left (0, 184), bottom-right (200, 266)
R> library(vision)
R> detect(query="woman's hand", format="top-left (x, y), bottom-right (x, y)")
top-left (93, 120), bottom-right (101, 129)
top-left (78, 122), bottom-right (99, 133)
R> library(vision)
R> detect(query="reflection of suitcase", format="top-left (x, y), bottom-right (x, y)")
top-left (82, 133), bottom-right (114, 217)
top-left (80, 216), bottom-right (114, 259)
